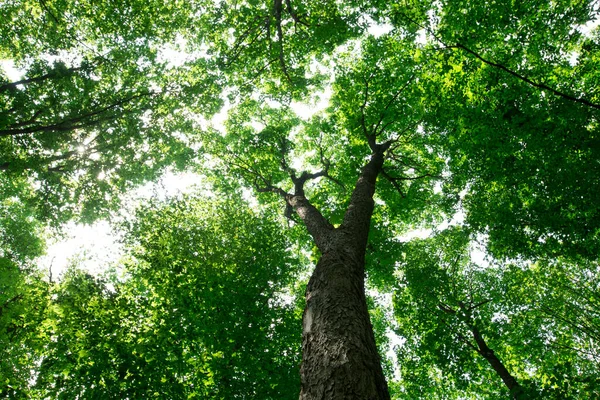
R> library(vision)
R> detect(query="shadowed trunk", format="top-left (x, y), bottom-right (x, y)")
top-left (470, 325), bottom-right (526, 399)
top-left (440, 302), bottom-right (526, 399)
top-left (291, 147), bottom-right (391, 399)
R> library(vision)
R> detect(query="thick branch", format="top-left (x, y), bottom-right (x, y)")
top-left (441, 301), bottom-right (525, 398)
top-left (5, 108), bottom-right (45, 129)
top-left (1, 150), bottom-right (77, 172)
top-left (230, 155), bottom-right (334, 251)
top-left (291, 170), bottom-right (326, 196)
top-left (469, 324), bottom-right (525, 398)
top-left (452, 301), bottom-right (525, 398)
top-left (0, 142), bottom-right (112, 173)
top-left (341, 143), bottom-right (391, 245)
top-left (285, 193), bottom-right (334, 251)
top-left (285, 165), bottom-right (338, 250)
top-left (0, 117), bottom-right (110, 137)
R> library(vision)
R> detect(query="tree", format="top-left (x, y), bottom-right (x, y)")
top-left (393, 228), bottom-right (600, 398)
top-left (1, 0), bottom-right (222, 223)
top-left (400, 0), bottom-right (600, 260)
top-left (30, 196), bottom-right (303, 399)
top-left (0, 196), bottom-right (48, 397)
top-left (2, 0), bottom-right (600, 398)
top-left (207, 32), bottom-right (446, 397)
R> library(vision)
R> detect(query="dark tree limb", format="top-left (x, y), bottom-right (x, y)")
top-left (540, 305), bottom-right (600, 342)
top-left (360, 83), bottom-right (370, 137)
top-left (285, 193), bottom-right (335, 251)
top-left (398, 12), bottom-right (600, 110)
top-left (451, 43), bottom-right (600, 110)
top-left (229, 155), bottom-right (334, 251)
top-left (316, 142), bottom-right (346, 191)
top-left (220, 15), bottom-right (269, 68)
top-left (273, 0), bottom-right (293, 84)
top-left (381, 168), bottom-right (406, 197)
top-left (432, 302), bottom-right (481, 352)
top-left (284, 0), bottom-right (309, 27)
top-left (469, 323), bottom-right (525, 398)
top-left (0, 65), bottom-right (86, 92)
top-left (341, 142), bottom-right (391, 245)
top-left (6, 109), bottom-right (45, 129)
top-left (456, 302), bottom-right (525, 399)
top-left (437, 300), bottom-right (525, 398)
top-left (0, 91), bottom-right (152, 137)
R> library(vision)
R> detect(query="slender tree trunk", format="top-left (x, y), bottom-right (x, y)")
top-left (442, 302), bottom-right (526, 398)
top-left (470, 325), bottom-right (526, 399)
top-left (291, 147), bottom-right (391, 399)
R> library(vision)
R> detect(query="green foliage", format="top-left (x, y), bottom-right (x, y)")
top-left (393, 228), bottom-right (600, 398)
top-left (0, 0), bottom-right (223, 224)
top-left (0, 260), bottom-right (49, 398)
top-left (193, 0), bottom-right (363, 98)
top-left (2, 0), bottom-right (600, 398)
top-left (28, 195), bottom-right (303, 398)
top-left (413, 0), bottom-right (600, 260)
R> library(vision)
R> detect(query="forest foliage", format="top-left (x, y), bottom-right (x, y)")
top-left (1, 0), bottom-right (600, 398)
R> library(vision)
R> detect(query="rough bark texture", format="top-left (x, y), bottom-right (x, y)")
top-left (299, 235), bottom-right (390, 399)
top-left (295, 148), bottom-right (391, 400)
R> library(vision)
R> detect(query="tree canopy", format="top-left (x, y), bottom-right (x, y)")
top-left (1, 0), bottom-right (599, 398)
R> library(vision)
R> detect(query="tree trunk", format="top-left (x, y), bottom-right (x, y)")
top-left (470, 324), bottom-right (526, 399)
top-left (291, 147), bottom-right (391, 399)
top-left (299, 235), bottom-right (390, 399)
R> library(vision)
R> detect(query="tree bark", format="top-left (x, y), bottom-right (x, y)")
top-left (296, 148), bottom-right (391, 399)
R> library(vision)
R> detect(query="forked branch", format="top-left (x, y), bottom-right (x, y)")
top-left (285, 0), bottom-right (309, 28)
top-left (227, 152), bottom-right (334, 250)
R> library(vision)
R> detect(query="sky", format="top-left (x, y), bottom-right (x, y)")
top-left (37, 170), bottom-right (202, 279)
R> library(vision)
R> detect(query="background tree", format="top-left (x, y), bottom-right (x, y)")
top-left (30, 195), bottom-right (303, 399)
top-left (393, 228), bottom-right (600, 398)
top-left (390, 0), bottom-right (600, 260)
top-left (1, 0), bottom-right (222, 223)
top-left (0, 193), bottom-right (48, 397)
